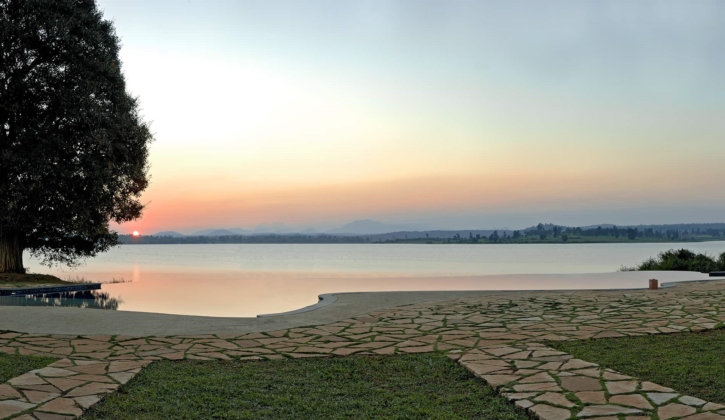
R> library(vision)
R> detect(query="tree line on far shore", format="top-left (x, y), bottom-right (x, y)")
top-left (120, 223), bottom-right (725, 245)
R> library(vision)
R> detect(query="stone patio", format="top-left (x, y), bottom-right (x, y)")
top-left (2, 279), bottom-right (725, 419)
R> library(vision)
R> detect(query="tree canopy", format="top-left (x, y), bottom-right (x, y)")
top-left (0, 0), bottom-right (152, 272)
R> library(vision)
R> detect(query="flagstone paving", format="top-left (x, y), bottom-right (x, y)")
top-left (2, 279), bottom-right (725, 419)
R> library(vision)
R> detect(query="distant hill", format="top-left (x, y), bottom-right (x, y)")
top-left (191, 229), bottom-right (241, 236)
top-left (253, 223), bottom-right (294, 234)
top-left (366, 229), bottom-right (510, 241)
top-left (228, 228), bottom-right (253, 235)
top-left (152, 231), bottom-right (186, 237)
top-left (327, 219), bottom-right (425, 235)
top-left (622, 223), bottom-right (725, 232)
top-left (579, 224), bottom-right (618, 230)
top-left (190, 228), bottom-right (253, 236)
top-left (190, 225), bottom-right (301, 235)
top-left (184, 220), bottom-right (424, 236)
top-left (121, 221), bottom-right (725, 245)
top-left (150, 222), bottom-right (725, 240)
top-left (570, 223), bottom-right (725, 232)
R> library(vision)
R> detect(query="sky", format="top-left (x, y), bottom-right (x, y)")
top-left (98, 0), bottom-right (725, 234)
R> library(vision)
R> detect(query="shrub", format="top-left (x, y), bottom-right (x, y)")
top-left (624, 249), bottom-right (724, 273)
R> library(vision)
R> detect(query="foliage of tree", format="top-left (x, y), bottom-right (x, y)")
top-left (488, 231), bottom-right (499, 242)
top-left (624, 249), bottom-right (725, 273)
top-left (0, 0), bottom-right (152, 272)
top-left (626, 228), bottom-right (638, 240)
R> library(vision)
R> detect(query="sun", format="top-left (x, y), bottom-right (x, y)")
top-left (132, 231), bottom-right (140, 237)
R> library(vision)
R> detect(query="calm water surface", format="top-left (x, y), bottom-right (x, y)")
top-left (8, 242), bottom-right (723, 317)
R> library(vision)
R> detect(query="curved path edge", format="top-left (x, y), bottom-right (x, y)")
top-left (0, 271), bottom-right (710, 336)
top-left (256, 293), bottom-right (338, 318)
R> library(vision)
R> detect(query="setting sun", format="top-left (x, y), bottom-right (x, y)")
top-left (132, 231), bottom-right (140, 237)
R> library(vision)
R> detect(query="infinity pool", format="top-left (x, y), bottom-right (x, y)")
top-left (7, 242), bottom-right (720, 317)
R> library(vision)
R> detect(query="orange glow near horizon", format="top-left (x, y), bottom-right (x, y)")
top-left (101, 0), bottom-right (725, 236)
top-left (117, 162), bottom-right (725, 235)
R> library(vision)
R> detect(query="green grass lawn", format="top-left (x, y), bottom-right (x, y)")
top-left (547, 328), bottom-right (725, 404)
top-left (0, 352), bottom-right (57, 383)
top-left (82, 353), bottom-right (529, 420)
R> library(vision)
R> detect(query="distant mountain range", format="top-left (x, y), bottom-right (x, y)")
top-left (151, 219), bottom-right (425, 237)
top-left (192, 228), bottom-right (252, 236)
top-left (150, 221), bottom-right (725, 238)
top-left (152, 230), bottom-right (188, 238)
top-left (327, 219), bottom-right (424, 235)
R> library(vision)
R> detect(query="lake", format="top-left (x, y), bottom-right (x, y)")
top-left (7, 242), bottom-right (723, 317)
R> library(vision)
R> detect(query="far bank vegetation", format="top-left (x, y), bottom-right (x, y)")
top-left (121, 223), bottom-right (725, 245)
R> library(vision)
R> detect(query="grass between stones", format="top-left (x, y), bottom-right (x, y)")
top-left (547, 328), bottom-right (725, 404)
top-left (81, 353), bottom-right (529, 420)
top-left (0, 352), bottom-right (57, 383)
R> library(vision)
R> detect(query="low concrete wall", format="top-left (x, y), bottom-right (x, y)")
top-left (0, 283), bottom-right (101, 296)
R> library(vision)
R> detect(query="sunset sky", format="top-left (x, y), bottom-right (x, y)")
top-left (99, 0), bottom-right (725, 234)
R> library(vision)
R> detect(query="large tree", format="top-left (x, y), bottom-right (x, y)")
top-left (0, 0), bottom-right (152, 273)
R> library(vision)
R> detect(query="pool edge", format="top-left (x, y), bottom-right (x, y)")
top-left (257, 293), bottom-right (340, 318)
top-left (256, 275), bottom-right (714, 318)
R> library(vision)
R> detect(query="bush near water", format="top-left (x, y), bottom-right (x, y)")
top-left (624, 249), bottom-right (725, 273)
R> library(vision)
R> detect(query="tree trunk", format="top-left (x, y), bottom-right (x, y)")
top-left (0, 229), bottom-right (24, 273)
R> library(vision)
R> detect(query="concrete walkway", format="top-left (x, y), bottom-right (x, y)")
top-left (2, 278), bottom-right (725, 419)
